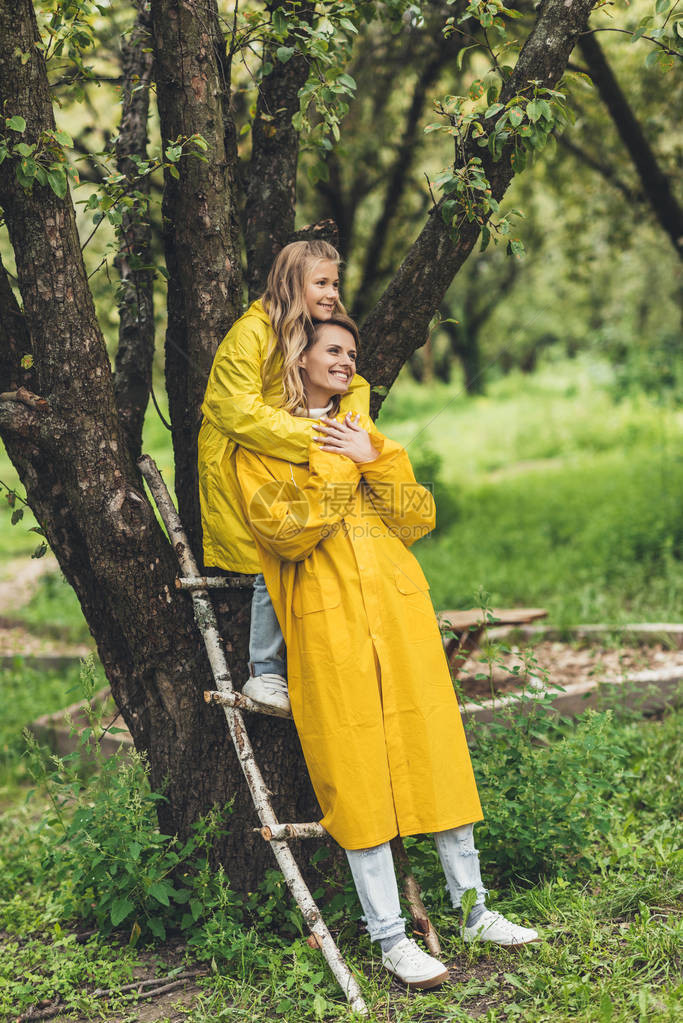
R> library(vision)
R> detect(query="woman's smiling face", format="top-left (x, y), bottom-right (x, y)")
top-left (298, 322), bottom-right (357, 406)
top-left (304, 259), bottom-right (340, 321)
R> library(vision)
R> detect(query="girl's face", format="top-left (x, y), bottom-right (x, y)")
top-left (298, 323), bottom-right (357, 405)
top-left (304, 260), bottom-right (340, 321)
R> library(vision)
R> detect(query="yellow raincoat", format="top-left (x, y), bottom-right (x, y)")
top-left (235, 417), bottom-right (483, 850)
top-left (199, 301), bottom-right (370, 573)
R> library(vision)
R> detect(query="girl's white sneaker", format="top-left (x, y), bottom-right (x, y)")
top-left (462, 909), bottom-right (539, 946)
top-left (381, 937), bottom-right (449, 989)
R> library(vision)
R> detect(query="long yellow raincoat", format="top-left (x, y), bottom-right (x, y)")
top-left (199, 301), bottom-right (370, 573)
top-left (235, 417), bottom-right (483, 850)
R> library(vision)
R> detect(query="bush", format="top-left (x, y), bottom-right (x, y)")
top-left (20, 660), bottom-right (246, 955)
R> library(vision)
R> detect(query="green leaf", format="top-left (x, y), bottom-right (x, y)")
top-left (337, 73), bottom-right (357, 92)
top-left (148, 882), bottom-right (171, 906)
top-left (148, 917), bottom-right (166, 940)
top-left (11, 508), bottom-right (24, 525)
top-left (655, 0), bottom-right (669, 13)
top-left (526, 99), bottom-right (542, 122)
top-left (644, 49), bottom-right (659, 68)
top-left (276, 45), bottom-right (294, 63)
top-left (485, 102), bottom-right (504, 118)
top-left (6, 115), bottom-right (26, 132)
top-left (47, 168), bottom-right (67, 198)
top-left (128, 840), bottom-right (142, 861)
top-left (509, 107), bottom-right (524, 128)
top-left (111, 897), bottom-right (134, 926)
top-left (54, 128), bottom-right (73, 147)
top-left (14, 142), bottom-right (33, 157)
top-left (271, 8), bottom-right (287, 35)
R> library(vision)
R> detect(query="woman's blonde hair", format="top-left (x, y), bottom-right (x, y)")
top-left (261, 240), bottom-right (345, 412)
top-left (297, 314), bottom-right (361, 417)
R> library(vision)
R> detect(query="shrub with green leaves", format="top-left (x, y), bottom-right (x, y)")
top-left (21, 660), bottom-right (245, 953)
top-left (470, 702), bottom-right (628, 884)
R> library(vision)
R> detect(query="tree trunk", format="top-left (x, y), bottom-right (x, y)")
top-left (150, 0), bottom-right (244, 554)
top-left (113, 0), bottom-right (156, 461)
top-left (244, 5), bottom-right (315, 299)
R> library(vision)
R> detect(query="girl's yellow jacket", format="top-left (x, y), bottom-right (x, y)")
top-left (199, 301), bottom-right (370, 573)
top-left (235, 417), bottom-right (483, 850)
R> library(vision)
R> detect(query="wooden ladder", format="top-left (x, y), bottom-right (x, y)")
top-left (139, 455), bottom-right (368, 1015)
top-left (140, 455), bottom-right (442, 1015)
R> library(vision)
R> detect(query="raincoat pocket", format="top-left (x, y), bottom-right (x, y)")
top-left (292, 572), bottom-right (341, 616)
top-left (393, 562), bottom-right (430, 595)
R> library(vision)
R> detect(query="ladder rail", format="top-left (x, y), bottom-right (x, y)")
top-left (138, 455), bottom-right (368, 1016)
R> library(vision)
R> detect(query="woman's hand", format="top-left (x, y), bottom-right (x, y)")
top-left (313, 413), bottom-right (380, 464)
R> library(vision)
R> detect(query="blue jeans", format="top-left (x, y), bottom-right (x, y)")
top-left (249, 573), bottom-right (286, 677)
top-left (345, 825), bottom-right (487, 943)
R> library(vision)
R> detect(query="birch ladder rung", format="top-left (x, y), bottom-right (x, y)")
top-left (176, 574), bottom-right (254, 590)
top-left (204, 688), bottom-right (293, 720)
top-left (138, 455), bottom-right (368, 1017)
top-left (256, 822), bottom-right (326, 841)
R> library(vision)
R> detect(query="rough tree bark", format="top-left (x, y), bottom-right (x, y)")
top-left (579, 30), bottom-right (683, 260)
top-left (0, 0), bottom-right (598, 892)
top-left (113, 0), bottom-right (156, 460)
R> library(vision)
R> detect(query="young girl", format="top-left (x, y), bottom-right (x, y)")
top-left (234, 315), bottom-right (539, 989)
top-left (198, 241), bottom-right (369, 712)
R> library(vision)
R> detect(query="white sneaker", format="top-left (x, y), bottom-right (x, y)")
top-left (463, 908), bottom-right (539, 946)
top-left (242, 673), bottom-right (291, 714)
top-left (381, 937), bottom-right (449, 989)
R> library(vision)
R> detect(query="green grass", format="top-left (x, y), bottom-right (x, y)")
top-left (375, 357), bottom-right (682, 624)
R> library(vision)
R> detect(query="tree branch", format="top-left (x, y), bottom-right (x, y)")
top-left (578, 30), bottom-right (683, 260)
top-left (359, 0), bottom-right (598, 411)
top-left (113, 0), bottom-right (156, 461)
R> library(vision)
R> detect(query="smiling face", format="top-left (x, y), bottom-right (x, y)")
top-left (303, 259), bottom-right (340, 321)
top-left (298, 322), bottom-right (357, 409)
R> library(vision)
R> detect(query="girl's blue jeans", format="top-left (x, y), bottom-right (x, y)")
top-left (249, 573), bottom-right (286, 677)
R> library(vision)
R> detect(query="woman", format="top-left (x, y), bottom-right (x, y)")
top-left (235, 315), bottom-right (539, 988)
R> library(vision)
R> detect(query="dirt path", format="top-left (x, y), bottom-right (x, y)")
top-left (0, 554), bottom-right (57, 614)
top-left (0, 555), bottom-right (93, 658)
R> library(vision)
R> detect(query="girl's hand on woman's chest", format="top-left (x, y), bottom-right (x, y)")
top-left (313, 414), bottom-right (379, 463)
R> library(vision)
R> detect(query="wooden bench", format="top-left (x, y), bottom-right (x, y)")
top-left (437, 607), bottom-right (548, 677)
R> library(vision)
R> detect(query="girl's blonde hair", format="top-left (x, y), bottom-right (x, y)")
top-left (261, 240), bottom-right (346, 412)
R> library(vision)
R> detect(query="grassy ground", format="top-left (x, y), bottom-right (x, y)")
top-left (377, 357), bottom-right (682, 624)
